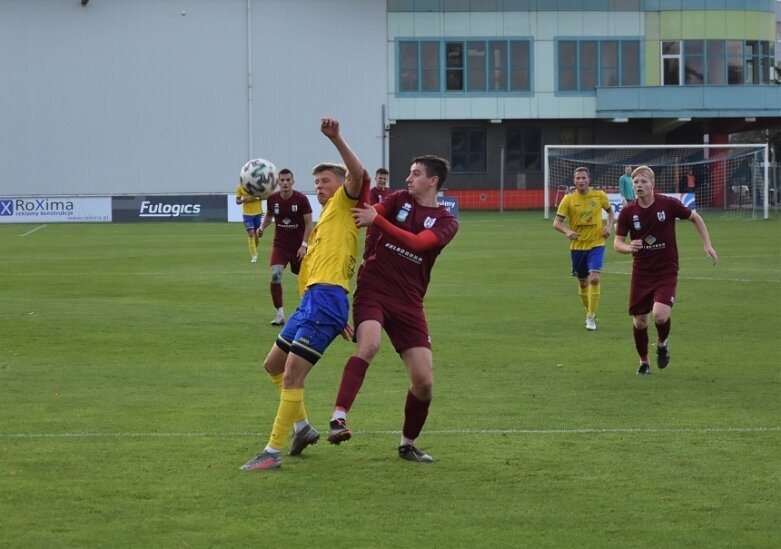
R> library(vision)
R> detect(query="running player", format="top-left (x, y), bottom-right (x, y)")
top-left (614, 165), bottom-right (718, 375)
top-left (236, 182), bottom-right (264, 263)
top-left (257, 169), bottom-right (313, 326)
top-left (553, 167), bottom-right (614, 330)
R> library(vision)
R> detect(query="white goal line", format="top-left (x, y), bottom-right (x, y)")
top-left (1, 426), bottom-right (777, 439)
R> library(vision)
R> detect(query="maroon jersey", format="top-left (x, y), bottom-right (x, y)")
top-left (359, 190), bottom-right (458, 304)
top-left (265, 190), bottom-right (312, 251)
top-left (369, 186), bottom-right (393, 205)
top-left (363, 187), bottom-right (395, 259)
top-left (616, 194), bottom-right (692, 277)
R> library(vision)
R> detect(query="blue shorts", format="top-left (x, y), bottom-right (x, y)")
top-left (276, 284), bottom-right (349, 365)
top-left (570, 246), bottom-right (605, 279)
top-left (243, 214), bottom-right (262, 231)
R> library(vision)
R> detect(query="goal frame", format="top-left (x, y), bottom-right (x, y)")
top-left (543, 143), bottom-right (770, 219)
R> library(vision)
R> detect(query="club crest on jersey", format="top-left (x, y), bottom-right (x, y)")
top-left (274, 204), bottom-right (280, 215)
top-left (423, 216), bottom-right (436, 229)
top-left (657, 211), bottom-right (666, 222)
top-left (292, 205), bottom-right (298, 212)
top-left (396, 202), bottom-right (413, 222)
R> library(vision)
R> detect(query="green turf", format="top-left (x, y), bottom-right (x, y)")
top-left (1, 212), bottom-right (779, 548)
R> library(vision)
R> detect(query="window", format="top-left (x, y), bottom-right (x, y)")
top-left (509, 41), bottom-right (530, 90)
top-left (467, 42), bottom-right (486, 91)
top-left (683, 40), bottom-right (704, 85)
top-left (745, 40), bottom-right (774, 84)
top-left (558, 41), bottom-right (578, 91)
top-left (746, 41), bottom-right (759, 84)
top-left (760, 41), bottom-right (773, 84)
top-left (662, 41), bottom-right (680, 85)
top-left (600, 41), bottom-right (618, 87)
top-left (399, 42), bottom-right (418, 92)
top-left (706, 40), bottom-right (725, 85)
top-left (559, 128), bottom-right (594, 146)
top-left (620, 41), bottom-right (640, 85)
top-left (506, 127), bottom-right (541, 172)
top-left (489, 41), bottom-right (507, 91)
top-left (451, 128), bottom-right (486, 173)
top-left (557, 39), bottom-right (641, 92)
top-left (399, 41), bottom-right (439, 92)
top-left (421, 42), bottom-right (440, 91)
top-left (727, 40), bottom-right (743, 84)
top-left (397, 39), bottom-right (531, 94)
top-left (662, 39), bottom-right (774, 86)
top-left (446, 42), bottom-right (464, 91)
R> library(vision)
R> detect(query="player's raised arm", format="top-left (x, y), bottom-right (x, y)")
top-left (320, 117), bottom-right (365, 199)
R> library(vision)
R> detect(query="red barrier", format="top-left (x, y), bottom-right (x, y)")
top-left (445, 189), bottom-right (546, 210)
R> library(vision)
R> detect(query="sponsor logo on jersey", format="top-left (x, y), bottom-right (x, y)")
top-left (396, 202), bottom-right (412, 222)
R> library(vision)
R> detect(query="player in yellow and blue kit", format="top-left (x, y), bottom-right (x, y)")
top-left (235, 183), bottom-right (264, 263)
top-left (553, 167), bottom-right (614, 331)
top-left (240, 117), bottom-right (370, 471)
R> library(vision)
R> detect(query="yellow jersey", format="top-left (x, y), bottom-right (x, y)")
top-left (298, 185), bottom-right (360, 295)
top-left (235, 184), bottom-right (264, 216)
top-left (555, 189), bottom-right (611, 250)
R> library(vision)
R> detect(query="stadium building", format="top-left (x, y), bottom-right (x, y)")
top-left (385, 0), bottom-right (780, 208)
top-left (1, 0), bottom-right (778, 208)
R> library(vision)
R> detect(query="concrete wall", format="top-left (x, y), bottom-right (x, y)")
top-left (0, 0), bottom-right (386, 196)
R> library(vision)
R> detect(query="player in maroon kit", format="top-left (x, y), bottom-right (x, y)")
top-left (326, 156), bottom-right (458, 462)
top-left (257, 168), bottom-right (313, 326)
top-left (614, 165), bottom-right (718, 376)
top-left (362, 168), bottom-right (392, 261)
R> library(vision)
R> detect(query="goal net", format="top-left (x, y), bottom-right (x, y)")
top-left (544, 144), bottom-right (770, 220)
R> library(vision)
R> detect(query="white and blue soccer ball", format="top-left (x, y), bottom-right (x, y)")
top-left (240, 158), bottom-right (278, 199)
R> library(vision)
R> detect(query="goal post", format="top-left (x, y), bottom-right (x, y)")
top-left (544, 144), bottom-right (770, 220)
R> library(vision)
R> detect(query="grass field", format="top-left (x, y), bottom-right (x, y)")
top-left (1, 212), bottom-right (779, 548)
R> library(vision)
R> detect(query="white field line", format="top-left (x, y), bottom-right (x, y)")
top-left (19, 224), bottom-right (47, 237)
top-left (1, 426), bottom-right (778, 439)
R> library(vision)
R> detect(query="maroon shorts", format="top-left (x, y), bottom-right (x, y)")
top-left (270, 246), bottom-right (301, 275)
top-left (628, 272), bottom-right (677, 316)
top-left (352, 288), bottom-right (430, 353)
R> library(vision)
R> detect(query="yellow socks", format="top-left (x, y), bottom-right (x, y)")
top-left (579, 285), bottom-right (589, 311)
top-left (268, 372), bottom-right (283, 390)
top-left (267, 374), bottom-right (306, 424)
top-left (248, 235), bottom-right (257, 257)
top-left (588, 283), bottom-right (601, 317)
top-left (268, 388), bottom-right (303, 450)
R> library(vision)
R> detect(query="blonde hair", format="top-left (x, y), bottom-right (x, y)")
top-left (631, 165), bottom-right (655, 182)
top-left (312, 163), bottom-right (347, 179)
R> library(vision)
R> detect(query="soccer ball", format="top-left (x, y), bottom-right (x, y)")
top-left (239, 158), bottom-right (278, 199)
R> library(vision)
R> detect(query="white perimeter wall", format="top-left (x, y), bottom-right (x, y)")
top-left (0, 0), bottom-right (386, 196)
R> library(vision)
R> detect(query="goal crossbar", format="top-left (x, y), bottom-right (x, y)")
top-left (544, 143), bottom-right (770, 219)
